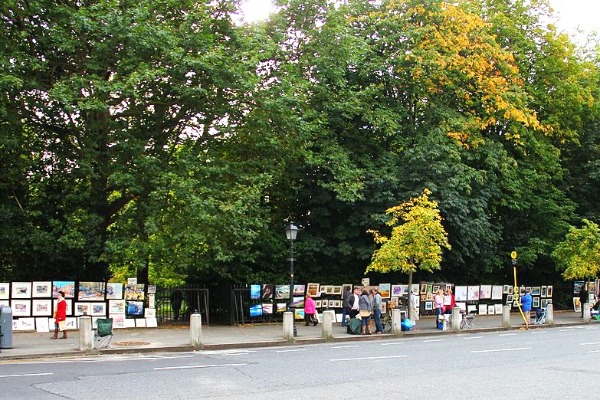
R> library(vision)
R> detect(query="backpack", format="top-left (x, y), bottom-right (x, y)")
top-left (346, 317), bottom-right (361, 334)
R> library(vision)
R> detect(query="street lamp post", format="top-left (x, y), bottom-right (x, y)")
top-left (286, 223), bottom-right (298, 337)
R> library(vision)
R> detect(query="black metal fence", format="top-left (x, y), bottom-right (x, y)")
top-left (154, 286), bottom-right (209, 325)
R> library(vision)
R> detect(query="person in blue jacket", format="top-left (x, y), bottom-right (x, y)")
top-left (520, 288), bottom-right (533, 322)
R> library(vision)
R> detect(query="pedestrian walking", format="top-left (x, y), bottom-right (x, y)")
top-left (372, 287), bottom-right (384, 334)
top-left (51, 290), bottom-right (67, 339)
top-left (433, 289), bottom-right (444, 327)
top-left (304, 294), bottom-right (318, 326)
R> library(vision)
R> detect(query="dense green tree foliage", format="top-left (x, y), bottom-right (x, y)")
top-left (1, 0), bottom-right (599, 287)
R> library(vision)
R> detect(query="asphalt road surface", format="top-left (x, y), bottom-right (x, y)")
top-left (1, 325), bottom-right (599, 399)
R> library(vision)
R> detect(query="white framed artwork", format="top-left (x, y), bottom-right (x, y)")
top-left (32, 281), bottom-right (52, 298)
top-left (90, 302), bottom-right (107, 316)
top-left (74, 302), bottom-right (91, 316)
top-left (32, 299), bottom-right (52, 316)
top-left (36, 317), bottom-right (50, 333)
top-left (109, 299), bottom-right (125, 314)
top-left (0, 282), bottom-right (10, 299)
top-left (11, 299), bottom-right (31, 316)
top-left (145, 317), bottom-right (157, 328)
top-left (11, 282), bottom-right (32, 299)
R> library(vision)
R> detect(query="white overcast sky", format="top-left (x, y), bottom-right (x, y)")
top-left (240, 0), bottom-right (599, 42)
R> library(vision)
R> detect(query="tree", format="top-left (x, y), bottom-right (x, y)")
top-left (552, 219), bottom-right (600, 280)
top-left (366, 189), bottom-right (451, 319)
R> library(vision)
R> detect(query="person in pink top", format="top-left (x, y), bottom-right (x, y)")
top-left (304, 294), bottom-right (318, 326)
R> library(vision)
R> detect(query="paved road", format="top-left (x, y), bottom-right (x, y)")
top-left (1, 324), bottom-right (599, 399)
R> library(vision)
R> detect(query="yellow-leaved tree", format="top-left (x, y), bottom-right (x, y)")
top-left (552, 219), bottom-right (600, 281)
top-left (366, 189), bottom-right (451, 321)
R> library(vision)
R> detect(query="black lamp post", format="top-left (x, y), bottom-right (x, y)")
top-left (286, 222), bottom-right (298, 337)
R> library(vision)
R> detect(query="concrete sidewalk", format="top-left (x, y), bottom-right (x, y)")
top-left (0, 311), bottom-right (592, 361)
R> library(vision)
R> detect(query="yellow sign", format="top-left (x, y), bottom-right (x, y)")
top-left (511, 251), bottom-right (517, 259)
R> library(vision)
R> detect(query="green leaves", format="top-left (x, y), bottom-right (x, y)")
top-left (552, 219), bottom-right (600, 280)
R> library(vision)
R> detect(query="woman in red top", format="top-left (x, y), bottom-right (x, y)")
top-left (304, 294), bottom-right (318, 326)
top-left (444, 288), bottom-right (456, 314)
top-left (52, 290), bottom-right (68, 339)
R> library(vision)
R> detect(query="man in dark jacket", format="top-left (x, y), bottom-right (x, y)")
top-left (579, 285), bottom-right (589, 317)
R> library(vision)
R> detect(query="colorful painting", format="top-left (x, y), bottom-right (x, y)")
top-left (378, 283), bottom-right (391, 299)
top-left (52, 281), bottom-right (75, 298)
top-left (0, 283), bottom-right (8, 300)
top-left (124, 284), bottom-right (145, 301)
top-left (78, 282), bottom-right (106, 301)
top-left (275, 284), bottom-right (290, 300)
top-left (250, 284), bottom-right (261, 300)
top-left (106, 283), bottom-right (124, 300)
top-left (32, 281), bottom-right (52, 298)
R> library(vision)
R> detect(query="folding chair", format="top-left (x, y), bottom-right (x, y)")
top-left (533, 308), bottom-right (546, 325)
top-left (94, 318), bottom-right (113, 349)
top-left (460, 310), bottom-right (476, 329)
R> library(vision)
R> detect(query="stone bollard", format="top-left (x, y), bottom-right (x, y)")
top-left (392, 308), bottom-right (402, 335)
top-left (502, 305), bottom-right (511, 329)
top-left (190, 312), bottom-right (203, 349)
top-left (451, 306), bottom-right (461, 332)
top-left (546, 303), bottom-right (554, 326)
top-left (583, 303), bottom-right (591, 322)
top-left (321, 310), bottom-right (335, 340)
top-left (283, 311), bottom-right (294, 341)
top-left (78, 315), bottom-right (93, 351)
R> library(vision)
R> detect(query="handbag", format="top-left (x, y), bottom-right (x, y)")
top-left (359, 310), bottom-right (371, 318)
top-left (58, 320), bottom-right (66, 331)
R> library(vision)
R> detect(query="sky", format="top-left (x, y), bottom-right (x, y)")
top-left (240, 0), bottom-right (599, 43)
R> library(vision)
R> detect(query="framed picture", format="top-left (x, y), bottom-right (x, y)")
top-left (36, 317), bottom-right (50, 333)
top-left (276, 303), bottom-right (287, 313)
top-left (379, 283), bottom-right (391, 299)
top-left (391, 285), bottom-right (403, 297)
top-left (547, 285), bottom-right (553, 297)
top-left (106, 283), bottom-right (124, 300)
top-left (324, 285), bottom-right (333, 295)
top-left (32, 299), bottom-right (52, 316)
top-left (432, 285), bottom-right (440, 293)
top-left (491, 285), bottom-right (503, 300)
top-left (389, 297), bottom-right (399, 309)
top-left (293, 284), bottom-right (306, 296)
top-left (74, 302), bottom-right (91, 316)
top-left (454, 286), bottom-right (468, 302)
top-left (250, 284), bottom-right (261, 300)
top-left (531, 287), bottom-right (541, 296)
top-left (145, 308), bottom-right (156, 318)
top-left (506, 295), bottom-right (514, 304)
top-left (420, 284), bottom-right (427, 294)
top-left (503, 284), bottom-right (511, 294)
top-left (11, 300), bottom-right (31, 316)
top-left (306, 283), bottom-right (320, 297)
top-left (294, 308), bottom-right (305, 320)
top-left (494, 304), bottom-right (503, 314)
top-left (424, 301), bottom-right (433, 311)
top-left (0, 300), bottom-right (8, 308)
top-left (262, 303), bottom-right (273, 314)
top-left (0, 282), bottom-right (9, 300)
top-left (541, 286), bottom-right (547, 297)
top-left (533, 297), bottom-right (540, 308)
top-left (32, 281), bottom-right (52, 298)
top-left (479, 285), bottom-right (492, 299)
top-left (487, 305), bottom-right (495, 315)
top-left (78, 282), bottom-right (106, 301)
top-left (249, 305), bottom-right (261, 317)
top-left (124, 284), bottom-right (145, 301)
top-left (573, 297), bottom-right (582, 312)
top-left (52, 281), bottom-right (75, 298)
top-left (17, 317), bottom-right (35, 331)
top-left (126, 300), bottom-right (144, 316)
top-left (332, 286), bottom-right (342, 297)
top-left (468, 286), bottom-right (480, 301)
top-left (333, 300), bottom-right (341, 308)
top-left (315, 300), bottom-right (322, 308)
top-left (111, 313), bottom-right (126, 329)
top-left (11, 282), bottom-right (32, 299)
top-left (109, 299), bottom-right (126, 314)
top-left (478, 304), bottom-right (488, 315)
top-left (275, 284), bottom-right (290, 300)
top-left (292, 296), bottom-right (304, 308)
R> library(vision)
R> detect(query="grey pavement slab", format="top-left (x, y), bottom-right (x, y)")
top-left (0, 311), bottom-right (592, 361)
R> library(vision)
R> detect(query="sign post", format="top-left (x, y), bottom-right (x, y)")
top-left (511, 251), bottom-right (529, 328)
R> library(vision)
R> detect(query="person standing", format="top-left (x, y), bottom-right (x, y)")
top-left (372, 287), bottom-right (384, 334)
top-left (349, 287), bottom-right (360, 319)
top-left (579, 284), bottom-right (589, 317)
top-left (444, 288), bottom-right (456, 314)
top-left (171, 289), bottom-right (183, 321)
top-left (341, 287), bottom-right (352, 327)
top-left (304, 293), bottom-right (318, 326)
top-left (520, 288), bottom-right (533, 322)
top-left (52, 290), bottom-right (67, 339)
top-left (433, 289), bottom-right (445, 327)
top-left (358, 289), bottom-right (372, 335)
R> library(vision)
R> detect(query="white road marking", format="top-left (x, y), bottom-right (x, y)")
top-left (499, 333), bottom-right (517, 337)
top-left (275, 348), bottom-right (307, 353)
top-left (201, 350), bottom-right (257, 355)
top-left (579, 342), bottom-right (600, 346)
top-left (531, 331), bottom-right (547, 334)
top-left (331, 345), bottom-right (359, 349)
top-left (463, 336), bottom-right (483, 340)
top-left (0, 373), bottom-right (53, 378)
top-left (423, 339), bottom-right (445, 343)
top-left (331, 355), bottom-right (407, 362)
top-left (380, 342), bottom-right (404, 346)
top-left (471, 347), bottom-right (531, 353)
top-left (588, 350), bottom-right (600, 354)
top-left (154, 363), bottom-right (247, 371)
